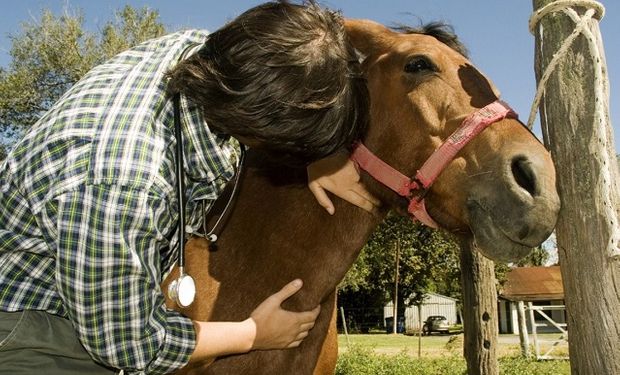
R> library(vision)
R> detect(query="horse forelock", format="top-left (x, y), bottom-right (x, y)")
top-left (391, 22), bottom-right (469, 58)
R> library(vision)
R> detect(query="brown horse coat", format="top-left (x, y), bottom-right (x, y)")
top-left (163, 18), bottom-right (560, 375)
top-left (164, 157), bottom-right (382, 374)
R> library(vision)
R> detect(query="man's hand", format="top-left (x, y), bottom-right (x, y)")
top-left (308, 152), bottom-right (380, 215)
top-left (250, 279), bottom-right (320, 349)
top-left (189, 280), bottom-right (320, 364)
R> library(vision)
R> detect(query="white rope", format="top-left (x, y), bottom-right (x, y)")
top-left (528, 0), bottom-right (619, 259)
top-left (527, 0), bottom-right (604, 128)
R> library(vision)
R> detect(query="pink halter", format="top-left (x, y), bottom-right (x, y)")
top-left (351, 100), bottom-right (517, 228)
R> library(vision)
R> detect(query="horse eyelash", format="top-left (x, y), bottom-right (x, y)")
top-left (404, 55), bottom-right (439, 74)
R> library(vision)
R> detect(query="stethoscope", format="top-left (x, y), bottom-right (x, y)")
top-left (167, 91), bottom-right (245, 308)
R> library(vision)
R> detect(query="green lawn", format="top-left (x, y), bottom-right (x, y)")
top-left (338, 333), bottom-right (568, 357)
top-left (336, 334), bottom-right (570, 375)
top-left (339, 333), bottom-right (451, 355)
top-left (339, 333), bottom-right (449, 348)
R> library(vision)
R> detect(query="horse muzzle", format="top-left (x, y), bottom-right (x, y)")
top-left (466, 148), bottom-right (560, 262)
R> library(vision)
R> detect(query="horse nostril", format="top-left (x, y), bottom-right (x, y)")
top-left (511, 156), bottom-right (539, 197)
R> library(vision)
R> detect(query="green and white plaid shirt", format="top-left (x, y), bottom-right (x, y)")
top-left (0, 30), bottom-right (238, 374)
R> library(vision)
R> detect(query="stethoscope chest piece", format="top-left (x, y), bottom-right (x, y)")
top-left (168, 271), bottom-right (196, 308)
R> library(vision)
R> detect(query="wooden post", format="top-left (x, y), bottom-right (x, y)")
top-left (392, 239), bottom-right (400, 334)
top-left (340, 306), bottom-right (350, 347)
top-left (459, 240), bottom-right (499, 375)
top-left (517, 300), bottom-right (531, 358)
top-left (527, 302), bottom-right (540, 359)
top-left (417, 304), bottom-right (422, 358)
top-left (532, 1), bottom-right (620, 373)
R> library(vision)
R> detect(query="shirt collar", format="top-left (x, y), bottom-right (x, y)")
top-left (178, 93), bottom-right (237, 186)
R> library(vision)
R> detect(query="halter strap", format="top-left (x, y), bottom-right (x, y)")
top-left (351, 100), bottom-right (517, 228)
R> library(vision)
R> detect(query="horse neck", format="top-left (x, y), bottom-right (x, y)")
top-left (206, 153), bottom-right (387, 311)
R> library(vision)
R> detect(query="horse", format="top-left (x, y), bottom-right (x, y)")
top-left (163, 18), bottom-right (560, 375)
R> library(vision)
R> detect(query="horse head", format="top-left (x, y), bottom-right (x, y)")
top-left (345, 19), bottom-right (560, 262)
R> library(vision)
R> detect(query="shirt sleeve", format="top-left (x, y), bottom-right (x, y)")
top-left (52, 183), bottom-right (195, 374)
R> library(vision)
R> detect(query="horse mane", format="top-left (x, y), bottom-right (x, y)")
top-left (392, 22), bottom-right (469, 58)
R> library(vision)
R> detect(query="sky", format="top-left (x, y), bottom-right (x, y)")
top-left (0, 0), bottom-right (618, 152)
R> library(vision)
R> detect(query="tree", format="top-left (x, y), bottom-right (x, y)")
top-left (338, 213), bottom-right (461, 332)
top-left (0, 5), bottom-right (166, 157)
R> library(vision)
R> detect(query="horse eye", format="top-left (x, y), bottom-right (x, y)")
top-left (404, 56), bottom-right (436, 73)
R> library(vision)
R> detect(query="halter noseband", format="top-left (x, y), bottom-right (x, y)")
top-left (351, 100), bottom-right (517, 228)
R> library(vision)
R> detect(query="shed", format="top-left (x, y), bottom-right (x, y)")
top-left (498, 266), bottom-right (566, 334)
top-left (384, 292), bottom-right (458, 333)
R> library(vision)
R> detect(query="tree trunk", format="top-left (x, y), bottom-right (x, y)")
top-left (532, 1), bottom-right (620, 374)
top-left (460, 240), bottom-right (499, 375)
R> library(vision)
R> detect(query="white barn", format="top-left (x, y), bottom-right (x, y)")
top-left (384, 292), bottom-right (458, 333)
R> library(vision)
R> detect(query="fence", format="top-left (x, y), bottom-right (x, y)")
top-left (526, 302), bottom-right (569, 360)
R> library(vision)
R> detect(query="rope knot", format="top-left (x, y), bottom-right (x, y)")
top-left (529, 0), bottom-right (605, 35)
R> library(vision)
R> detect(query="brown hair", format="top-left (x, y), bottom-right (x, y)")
top-left (167, 1), bottom-right (369, 165)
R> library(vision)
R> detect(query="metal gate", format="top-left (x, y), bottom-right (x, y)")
top-left (526, 302), bottom-right (568, 360)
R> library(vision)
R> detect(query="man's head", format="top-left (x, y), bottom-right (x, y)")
top-left (168, 1), bottom-right (368, 165)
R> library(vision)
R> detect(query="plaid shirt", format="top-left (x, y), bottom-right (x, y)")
top-left (0, 30), bottom-right (238, 374)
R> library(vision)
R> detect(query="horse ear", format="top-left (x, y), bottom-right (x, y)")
top-left (344, 19), bottom-right (393, 57)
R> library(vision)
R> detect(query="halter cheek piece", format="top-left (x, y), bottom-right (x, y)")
top-left (351, 100), bottom-right (517, 228)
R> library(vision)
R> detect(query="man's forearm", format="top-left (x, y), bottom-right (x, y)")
top-left (188, 319), bottom-right (257, 363)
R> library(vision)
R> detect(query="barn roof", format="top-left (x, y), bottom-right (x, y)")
top-left (396, 292), bottom-right (458, 307)
top-left (424, 292), bottom-right (459, 302)
top-left (500, 266), bottom-right (564, 301)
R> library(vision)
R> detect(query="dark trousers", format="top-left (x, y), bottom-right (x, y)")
top-left (0, 310), bottom-right (118, 374)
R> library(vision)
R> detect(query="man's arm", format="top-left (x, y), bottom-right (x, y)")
top-left (188, 279), bottom-right (320, 363)
top-left (53, 184), bottom-right (196, 374)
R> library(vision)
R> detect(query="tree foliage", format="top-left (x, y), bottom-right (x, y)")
top-left (338, 211), bottom-right (551, 331)
top-left (339, 213), bottom-right (461, 331)
top-left (100, 6), bottom-right (167, 58)
top-left (0, 5), bottom-right (166, 156)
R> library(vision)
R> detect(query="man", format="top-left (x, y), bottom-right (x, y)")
top-left (0, 1), bottom-right (377, 374)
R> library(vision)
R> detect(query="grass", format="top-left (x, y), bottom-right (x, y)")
top-left (338, 333), bottom-right (568, 357)
top-left (335, 333), bottom-right (570, 375)
top-left (336, 346), bottom-right (571, 375)
top-left (336, 347), bottom-right (466, 375)
top-left (339, 333), bottom-right (449, 355)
